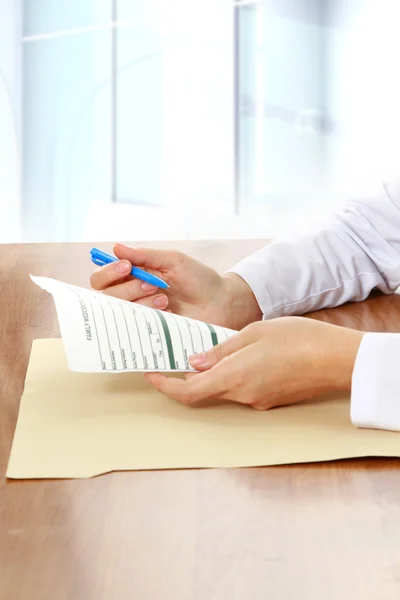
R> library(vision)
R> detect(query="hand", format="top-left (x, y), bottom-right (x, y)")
top-left (90, 243), bottom-right (262, 330)
top-left (145, 317), bottom-right (364, 410)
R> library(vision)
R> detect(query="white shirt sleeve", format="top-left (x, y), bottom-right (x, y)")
top-left (351, 333), bottom-right (400, 431)
top-left (228, 179), bottom-right (400, 432)
top-left (229, 180), bottom-right (400, 318)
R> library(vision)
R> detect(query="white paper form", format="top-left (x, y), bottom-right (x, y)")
top-left (31, 276), bottom-right (237, 373)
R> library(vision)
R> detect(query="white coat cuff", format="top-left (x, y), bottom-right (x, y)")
top-left (228, 254), bottom-right (275, 319)
top-left (351, 333), bottom-right (400, 431)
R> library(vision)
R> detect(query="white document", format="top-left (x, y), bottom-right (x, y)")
top-left (31, 276), bottom-right (237, 373)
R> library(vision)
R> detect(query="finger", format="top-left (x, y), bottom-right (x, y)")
top-left (183, 373), bottom-right (197, 380)
top-left (90, 260), bottom-right (133, 290)
top-left (250, 401), bottom-right (272, 411)
top-left (104, 281), bottom-right (169, 309)
top-left (145, 366), bottom-right (231, 404)
top-left (135, 295), bottom-right (169, 310)
top-left (114, 243), bottom-right (181, 272)
top-left (99, 277), bottom-right (159, 302)
top-left (189, 330), bottom-right (251, 371)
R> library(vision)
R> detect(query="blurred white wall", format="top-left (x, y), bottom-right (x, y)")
top-left (2, 1), bottom-right (400, 244)
top-left (326, 0), bottom-right (400, 197)
top-left (22, 0), bottom-right (233, 243)
top-left (0, 0), bottom-right (22, 242)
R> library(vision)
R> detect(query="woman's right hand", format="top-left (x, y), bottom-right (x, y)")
top-left (90, 243), bottom-right (262, 330)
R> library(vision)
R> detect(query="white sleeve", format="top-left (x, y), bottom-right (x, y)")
top-left (351, 333), bottom-right (400, 431)
top-left (229, 180), bottom-right (400, 318)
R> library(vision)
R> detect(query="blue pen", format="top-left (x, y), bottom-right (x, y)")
top-left (90, 248), bottom-right (169, 289)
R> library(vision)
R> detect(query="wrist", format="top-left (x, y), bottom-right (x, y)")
top-left (221, 273), bottom-right (263, 330)
top-left (323, 326), bottom-right (365, 391)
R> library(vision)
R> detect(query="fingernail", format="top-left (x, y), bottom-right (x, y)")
top-left (141, 282), bottom-right (157, 292)
top-left (153, 295), bottom-right (168, 307)
top-left (190, 353), bottom-right (206, 366)
top-left (115, 260), bottom-right (131, 274)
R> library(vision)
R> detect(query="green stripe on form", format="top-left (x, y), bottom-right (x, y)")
top-left (206, 323), bottom-right (218, 347)
top-left (156, 310), bottom-right (176, 369)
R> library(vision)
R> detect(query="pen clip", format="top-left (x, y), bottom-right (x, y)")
top-left (90, 248), bottom-right (115, 268)
top-left (91, 255), bottom-right (107, 267)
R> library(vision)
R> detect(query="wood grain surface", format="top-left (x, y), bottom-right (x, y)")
top-left (1, 241), bottom-right (400, 600)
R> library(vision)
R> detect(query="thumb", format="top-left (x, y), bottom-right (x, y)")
top-left (114, 243), bottom-right (179, 272)
top-left (189, 331), bottom-right (246, 371)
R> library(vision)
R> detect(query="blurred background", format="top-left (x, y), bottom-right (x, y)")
top-left (1, 0), bottom-right (400, 244)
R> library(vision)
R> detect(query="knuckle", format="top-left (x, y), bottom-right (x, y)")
top-left (179, 380), bottom-right (202, 405)
top-left (244, 321), bottom-right (263, 337)
top-left (170, 249), bottom-right (185, 266)
top-left (233, 369), bottom-right (248, 390)
top-left (234, 384), bottom-right (263, 407)
top-left (251, 398), bottom-right (273, 411)
top-left (235, 387), bottom-right (254, 404)
top-left (212, 344), bottom-right (223, 363)
top-left (123, 279), bottom-right (144, 300)
top-left (249, 394), bottom-right (260, 406)
top-left (171, 248), bottom-right (183, 258)
top-left (179, 392), bottom-right (195, 405)
top-left (127, 278), bottom-right (141, 293)
top-left (90, 271), bottom-right (103, 290)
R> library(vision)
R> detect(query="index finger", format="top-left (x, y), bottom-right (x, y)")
top-left (145, 364), bottom-right (231, 405)
top-left (90, 259), bottom-right (132, 290)
top-left (114, 243), bottom-right (181, 272)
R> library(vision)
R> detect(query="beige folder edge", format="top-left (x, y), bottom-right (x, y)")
top-left (6, 339), bottom-right (400, 479)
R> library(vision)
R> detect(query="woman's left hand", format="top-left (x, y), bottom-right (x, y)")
top-left (145, 317), bottom-right (364, 410)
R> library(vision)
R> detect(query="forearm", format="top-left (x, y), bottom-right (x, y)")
top-left (310, 327), bottom-right (400, 433)
top-left (229, 181), bottom-right (400, 318)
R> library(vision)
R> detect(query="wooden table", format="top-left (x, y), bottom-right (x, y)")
top-left (2, 241), bottom-right (400, 600)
